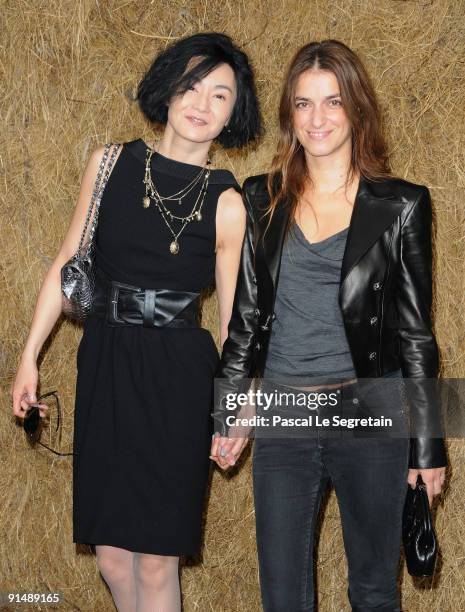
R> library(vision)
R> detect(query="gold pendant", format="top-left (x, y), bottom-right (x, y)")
top-left (169, 240), bottom-right (179, 255)
top-left (143, 195), bottom-right (151, 208)
top-left (195, 211), bottom-right (202, 221)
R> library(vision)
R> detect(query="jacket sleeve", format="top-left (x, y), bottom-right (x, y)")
top-left (212, 180), bottom-right (259, 436)
top-left (395, 185), bottom-right (447, 468)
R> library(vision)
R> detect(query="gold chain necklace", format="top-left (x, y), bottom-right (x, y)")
top-left (142, 146), bottom-right (211, 255)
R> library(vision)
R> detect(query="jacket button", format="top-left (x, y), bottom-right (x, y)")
top-left (352, 398), bottom-right (359, 405)
top-left (368, 351), bottom-right (377, 360)
top-left (370, 316), bottom-right (378, 325)
top-left (372, 281), bottom-right (382, 291)
top-left (254, 308), bottom-right (260, 317)
top-left (255, 342), bottom-right (261, 351)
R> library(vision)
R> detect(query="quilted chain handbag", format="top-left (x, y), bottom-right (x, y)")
top-left (61, 143), bottom-right (121, 321)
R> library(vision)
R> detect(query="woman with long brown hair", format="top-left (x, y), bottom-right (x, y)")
top-left (210, 40), bottom-right (446, 611)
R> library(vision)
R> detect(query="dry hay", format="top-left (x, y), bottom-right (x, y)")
top-left (1, 0), bottom-right (464, 610)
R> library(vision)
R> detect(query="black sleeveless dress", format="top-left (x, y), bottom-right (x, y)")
top-left (72, 139), bottom-right (239, 556)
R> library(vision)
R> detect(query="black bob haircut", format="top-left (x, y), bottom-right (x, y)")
top-left (137, 32), bottom-right (262, 149)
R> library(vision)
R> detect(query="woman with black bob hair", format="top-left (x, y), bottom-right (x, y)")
top-left (137, 32), bottom-right (260, 149)
top-left (12, 32), bottom-right (260, 611)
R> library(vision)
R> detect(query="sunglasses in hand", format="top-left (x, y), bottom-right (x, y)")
top-left (23, 390), bottom-right (74, 457)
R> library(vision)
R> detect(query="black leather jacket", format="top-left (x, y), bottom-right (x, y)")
top-left (215, 173), bottom-right (447, 469)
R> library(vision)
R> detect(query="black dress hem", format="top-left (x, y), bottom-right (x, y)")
top-left (73, 536), bottom-right (201, 557)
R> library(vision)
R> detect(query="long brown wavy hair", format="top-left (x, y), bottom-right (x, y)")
top-left (264, 39), bottom-right (392, 238)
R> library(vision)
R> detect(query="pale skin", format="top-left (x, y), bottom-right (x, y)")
top-left (11, 62), bottom-right (246, 612)
top-left (210, 68), bottom-right (446, 508)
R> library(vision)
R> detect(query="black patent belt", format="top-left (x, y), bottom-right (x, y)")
top-left (89, 269), bottom-right (201, 328)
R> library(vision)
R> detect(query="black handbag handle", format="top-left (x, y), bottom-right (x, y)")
top-left (416, 476), bottom-right (433, 533)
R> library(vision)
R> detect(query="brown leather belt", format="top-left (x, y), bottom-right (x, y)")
top-left (89, 267), bottom-right (201, 328)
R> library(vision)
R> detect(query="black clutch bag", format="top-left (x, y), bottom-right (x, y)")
top-left (402, 475), bottom-right (438, 576)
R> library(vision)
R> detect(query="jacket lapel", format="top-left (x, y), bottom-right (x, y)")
top-left (258, 176), bottom-right (407, 292)
top-left (339, 176), bottom-right (406, 284)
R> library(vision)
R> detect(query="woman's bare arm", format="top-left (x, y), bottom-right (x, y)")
top-left (215, 187), bottom-right (247, 348)
top-left (11, 145), bottom-right (121, 415)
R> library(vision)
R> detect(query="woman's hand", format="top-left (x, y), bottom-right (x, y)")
top-left (210, 433), bottom-right (249, 470)
top-left (11, 357), bottom-right (48, 419)
top-left (407, 467), bottom-right (446, 507)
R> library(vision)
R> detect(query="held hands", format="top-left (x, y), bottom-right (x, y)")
top-left (210, 380), bottom-right (257, 469)
top-left (407, 467), bottom-right (446, 508)
top-left (210, 432), bottom-right (249, 470)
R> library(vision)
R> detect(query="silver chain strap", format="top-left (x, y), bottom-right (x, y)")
top-left (79, 143), bottom-right (120, 258)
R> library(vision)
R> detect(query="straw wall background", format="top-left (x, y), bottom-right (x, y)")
top-left (1, 0), bottom-right (464, 610)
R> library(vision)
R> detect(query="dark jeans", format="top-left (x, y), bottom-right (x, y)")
top-left (252, 370), bottom-right (409, 611)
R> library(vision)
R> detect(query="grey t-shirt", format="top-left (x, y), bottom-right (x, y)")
top-left (263, 220), bottom-right (357, 385)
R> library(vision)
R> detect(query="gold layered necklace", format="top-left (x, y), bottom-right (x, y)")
top-left (142, 145), bottom-right (211, 255)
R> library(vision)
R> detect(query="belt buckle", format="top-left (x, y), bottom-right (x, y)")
top-left (107, 280), bottom-right (141, 326)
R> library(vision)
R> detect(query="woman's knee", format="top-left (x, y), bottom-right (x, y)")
top-left (95, 546), bottom-right (134, 584)
top-left (134, 554), bottom-right (179, 588)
